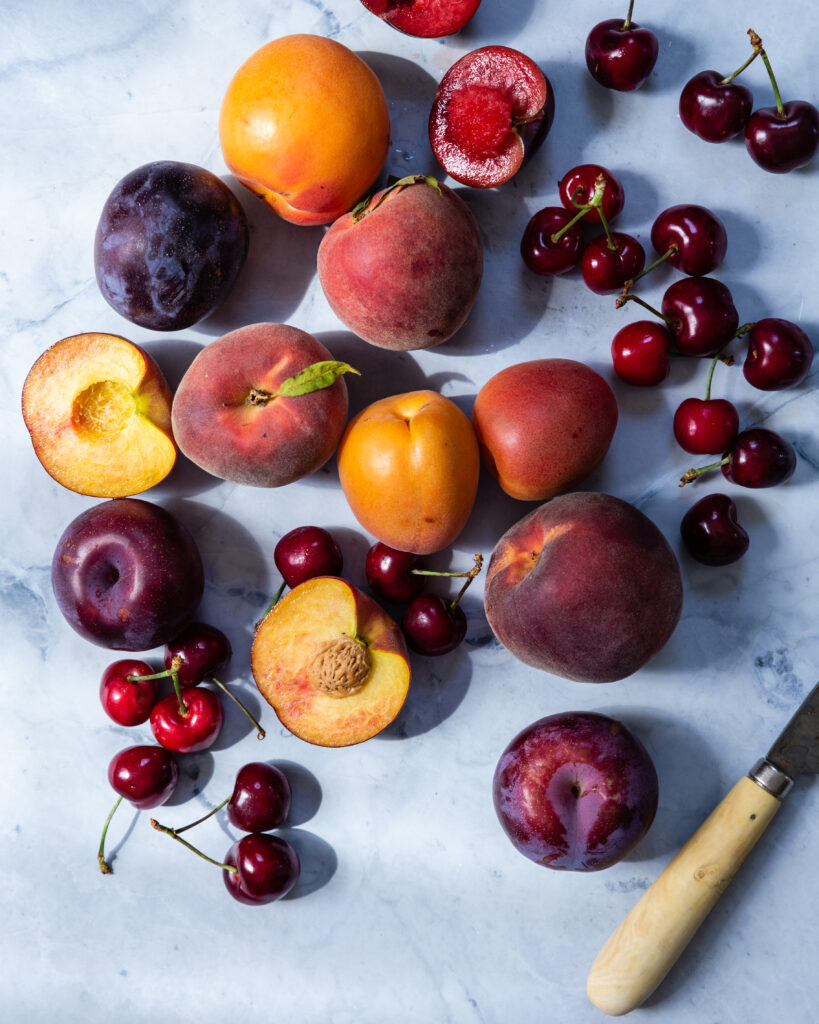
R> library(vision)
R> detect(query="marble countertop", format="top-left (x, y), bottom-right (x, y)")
top-left (3, 2), bottom-right (818, 1022)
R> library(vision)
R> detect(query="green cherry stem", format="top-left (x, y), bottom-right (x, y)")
top-left (551, 174), bottom-right (608, 244)
top-left (150, 817), bottom-right (238, 873)
top-left (211, 677), bottom-right (265, 740)
top-left (623, 0), bottom-right (635, 31)
top-left (721, 44), bottom-right (760, 85)
top-left (615, 291), bottom-right (680, 333)
top-left (98, 795), bottom-right (123, 874)
top-left (254, 581), bottom-right (286, 631)
top-left (449, 553), bottom-right (483, 613)
top-left (748, 29), bottom-right (785, 116)
top-left (628, 245), bottom-right (677, 284)
top-left (680, 455), bottom-right (731, 488)
top-left (154, 796), bottom-right (230, 837)
top-left (129, 660), bottom-right (187, 715)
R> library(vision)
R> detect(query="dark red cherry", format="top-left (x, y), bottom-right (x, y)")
top-left (679, 70), bottom-right (754, 142)
top-left (99, 659), bottom-right (158, 726)
top-left (365, 542), bottom-right (425, 604)
top-left (743, 318), bottom-right (814, 390)
top-left (581, 232), bottom-right (645, 294)
top-left (402, 594), bottom-right (467, 656)
top-left (227, 762), bottom-right (291, 833)
top-left (611, 321), bottom-right (672, 385)
top-left (673, 397), bottom-right (739, 455)
top-left (680, 493), bottom-right (750, 566)
top-left (274, 526), bottom-right (343, 588)
top-left (521, 207), bottom-right (583, 276)
top-left (661, 277), bottom-right (739, 357)
top-left (108, 745), bottom-right (179, 810)
top-left (585, 15), bottom-right (658, 92)
top-left (650, 205), bottom-right (728, 277)
top-left (723, 429), bottom-right (797, 488)
top-left (223, 833), bottom-right (300, 905)
top-left (558, 164), bottom-right (625, 224)
top-left (150, 687), bottom-right (224, 753)
top-left (164, 622), bottom-right (231, 688)
top-left (745, 100), bottom-right (819, 173)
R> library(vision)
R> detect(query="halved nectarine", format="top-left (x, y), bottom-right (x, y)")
top-left (252, 576), bottom-right (410, 747)
top-left (22, 333), bottom-right (175, 497)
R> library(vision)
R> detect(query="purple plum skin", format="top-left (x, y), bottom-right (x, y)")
top-left (94, 161), bottom-right (249, 331)
top-left (493, 711), bottom-right (659, 871)
top-left (51, 498), bottom-right (204, 651)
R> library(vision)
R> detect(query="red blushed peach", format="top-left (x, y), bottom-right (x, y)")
top-left (171, 323), bottom-right (352, 487)
top-left (251, 576), bottom-right (410, 747)
top-left (317, 175), bottom-right (483, 351)
top-left (472, 359), bottom-right (618, 501)
top-left (22, 333), bottom-right (175, 497)
top-left (484, 493), bottom-right (683, 682)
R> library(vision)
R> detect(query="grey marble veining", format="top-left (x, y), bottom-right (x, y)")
top-left (3, 1), bottom-right (818, 1022)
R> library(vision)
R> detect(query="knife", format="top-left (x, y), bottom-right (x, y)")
top-left (586, 680), bottom-right (819, 1016)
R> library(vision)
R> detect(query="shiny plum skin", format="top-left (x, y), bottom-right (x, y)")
top-left (95, 161), bottom-right (249, 331)
top-left (493, 711), bottom-right (658, 871)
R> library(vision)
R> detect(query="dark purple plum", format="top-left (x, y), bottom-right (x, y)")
top-left (94, 161), bottom-right (249, 331)
top-left (51, 498), bottom-right (204, 651)
top-left (493, 711), bottom-right (658, 871)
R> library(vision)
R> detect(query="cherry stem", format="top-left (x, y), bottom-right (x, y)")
top-left (150, 817), bottom-right (239, 873)
top-left (623, 0), bottom-right (635, 30)
top-left (679, 455), bottom-right (731, 487)
top-left (129, 659), bottom-right (188, 716)
top-left (449, 553), bottom-right (484, 612)
top-left (551, 174), bottom-right (607, 243)
top-left (98, 795), bottom-right (123, 874)
top-left (160, 796), bottom-right (230, 836)
top-left (748, 28), bottom-right (784, 116)
top-left (721, 46), bottom-right (759, 85)
top-left (629, 246), bottom-right (676, 284)
top-left (703, 350), bottom-right (722, 401)
top-left (255, 581), bottom-right (286, 630)
top-left (211, 677), bottom-right (266, 740)
top-left (735, 321), bottom-right (755, 337)
top-left (615, 291), bottom-right (679, 332)
top-left (411, 567), bottom-right (478, 579)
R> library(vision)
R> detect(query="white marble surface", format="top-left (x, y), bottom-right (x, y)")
top-left (3, 1), bottom-right (819, 1021)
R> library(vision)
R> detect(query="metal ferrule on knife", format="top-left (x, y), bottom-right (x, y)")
top-left (748, 757), bottom-right (794, 800)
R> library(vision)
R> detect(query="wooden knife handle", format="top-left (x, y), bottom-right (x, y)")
top-left (586, 775), bottom-right (781, 1016)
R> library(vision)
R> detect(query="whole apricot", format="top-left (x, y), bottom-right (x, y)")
top-left (337, 390), bottom-right (480, 555)
top-left (219, 34), bottom-right (390, 226)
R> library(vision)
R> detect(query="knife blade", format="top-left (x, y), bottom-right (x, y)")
top-left (586, 680), bottom-right (819, 1017)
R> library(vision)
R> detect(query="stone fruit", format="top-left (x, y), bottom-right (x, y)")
top-left (472, 359), bottom-right (618, 501)
top-left (681, 428), bottom-right (797, 489)
top-left (580, 232), bottom-right (645, 295)
top-left (558, 164), bottom-right (625, 225)
top-left (429, 45), bottom-right (554, 188)
top-left (252, 576), bottom-right (410, 747)
top-left (99, 659), bottom-right (158, 726)
top-left (672, 397), bottom-right (739, 456)
top-left (227, 763), bottom-right (292, 833)
top-left (610, 321), bottom-right (672, 386)
top-left (94, 161), bottom-right (248, 331)
top-left (493, 711), bottom-right (659, 871)
top-left (337, 390), bottom-right (480, 555)
top-left (585, 7), bottom-right (658, 92)
top-left (680, 493), bottom-right (750, 566)
top-left (359, 0), bottom-right (481, 37)
top-left (317, 175), bottom-right (483, 351)
top-left (274, 526), bottom-right (344, 589)
top-left (661, 277), bottom-right (739, 358)
top-left (650, 205), bottom-right (728, 278)
top-left (150, 687), bottom-right (224, 754)
top-left (520, 206), bottom-right (584, 277)
top-left (742, 318), bottom-right (814, 390)
top-left (223, 833), bottom-right (301, 905)
top-left (172, 323), bottom-right (354, 488)
top-left (219, 34), bottom-right (390, 225)
top-left (484, 493), bottom-right (683, 682)
top-left (51, 498), bottom-right (204, 651)
top-left (679, 70), bottom-right (754, 143)
top-left (22, 333), bottom-right (175, 498)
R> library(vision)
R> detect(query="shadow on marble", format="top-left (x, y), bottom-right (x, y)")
top-left (462, 0), bottom-right (537, 43)
top-left (272, 760), bottom-right (323, 827)
top-left (640, 26), bottom-right (697, 96)
top-left (198, 177), bottom-right (323, 335)
top-left (712, 207), bottom-right (762, 275)
top-left (167, 751), bottom-right (216, 807)
top-left (280, 827), bottom-right (338, 898)
top-left (614, 167), bottom-right (662, 229)
top-left (102, 804), bottom-right (141, 873)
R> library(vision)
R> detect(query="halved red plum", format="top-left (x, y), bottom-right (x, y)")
top-left (360, 0), bottom-right (481, 37)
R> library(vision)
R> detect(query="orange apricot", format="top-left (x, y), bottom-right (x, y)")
top-left (219, 34), bottom-right (390, 226)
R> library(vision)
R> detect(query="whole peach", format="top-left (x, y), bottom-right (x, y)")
top-left (472, 359), bottom-right (618, 500)
top-left (172, 323), bottom-right (350, 487)
top-left (219, 35), bottom-right (390, 226)
top-left (337, 390), bottom-right (480, 555)
top-left (484, 493), bottom-right (683, 682)
top-left (317, 176), bottom-right (483, 350)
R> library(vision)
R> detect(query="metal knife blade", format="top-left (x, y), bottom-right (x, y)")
top-left (766, 679), bottom-right (819, 778)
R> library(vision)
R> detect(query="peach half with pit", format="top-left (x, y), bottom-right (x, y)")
top-left (22, 332), bottom-right (175, 497)
top-left (251, 576), bottom-right (410, 747)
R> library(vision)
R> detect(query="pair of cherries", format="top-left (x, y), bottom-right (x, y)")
top-left (271, 525), bottom-right (481, 657)
top-left (680, 28), bottom-right (819, 173)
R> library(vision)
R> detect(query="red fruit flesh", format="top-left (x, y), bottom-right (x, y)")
top-left (430, 46), bottom-right (553, 188)
top-left (360, 0), bottom-right (481, 38)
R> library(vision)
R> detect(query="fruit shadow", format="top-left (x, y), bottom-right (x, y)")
top-left (461, 0), bottom-right (537, 42)
top-left (639, 775), bottom-right (818, 1012)
top-left (711, 208), bottom-right (762, 275)
top-left (197, 175), bottom-right (322, 335)
top-left (639, 28), bottom-right (697, 96)
top-left (356, 53), bottom-right (440, 181)
top-left (590, 705), bottom-right (724, 861)
top-left (280, 827), bottom-right (338, 899)
top-left (102, 804), bottom-right (141, 872)
top-left (166, 751), bottom-right (216, 806)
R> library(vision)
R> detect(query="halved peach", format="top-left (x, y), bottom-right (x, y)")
top-left (251, 576), bottom-right (410, 747)
top-left (22, 333), bottom-right (175, 497)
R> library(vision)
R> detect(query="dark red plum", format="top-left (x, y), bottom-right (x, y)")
top-left (94, 161), bottom-right (249, 331)
top-left (493, 711), bottom-right (659, 871)
top-left (51, 498), bottom-right (204, 651)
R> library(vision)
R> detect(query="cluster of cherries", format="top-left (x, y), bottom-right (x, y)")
top-left (272, 525), bottom-right (482, 657)
top-left (680, 29), bottom-right (819, 174)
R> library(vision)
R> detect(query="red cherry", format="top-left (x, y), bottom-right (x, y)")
top-left (585, 16), bottom-right (658, 92)
top-left (673, 398), bottom-right (739, 455)
top-left (611, 321), bottom-right (672, 386)
top-left (722, 429), bottom-right (797, 488)
top-left (743, 318), bottom-right (814, 390)
top-left (679, 70), bottom-right (754, 143)
top-left (745, 100), bottom-right (819, 173)
top-left (99, 659), bottom-right (158, 726)
top-left (661, 277), bottom-right (739, 357)
top-left (223, 833), bottom-right (300, 905)
top-left (108, 744), bottom-right (179, 810)
top-left (227, 763), bottom-right (292, 833)
top-left (164, 622), bottom-right (231, 687)
top-left (558, 164), bottom-right (625, 224)
top-left (520, 207), bottom-right (583, 276)
top-left (680, 493), bottom-right (750, 566)
top-left (581, 232), bottom-right (645, 294)
top-left (274, 525), bottom-right (343, 588)
top-left (150, 687), bottom-right (224, 753)
top-left (650, 205), bottom-right (728, 277)
top-left (402, 594), bottom-right (467, 656)
top-left (365, 542), bottom-right (426, 603)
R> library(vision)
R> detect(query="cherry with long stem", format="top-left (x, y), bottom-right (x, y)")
top-left (402, 554), bottom-right (483, 656)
